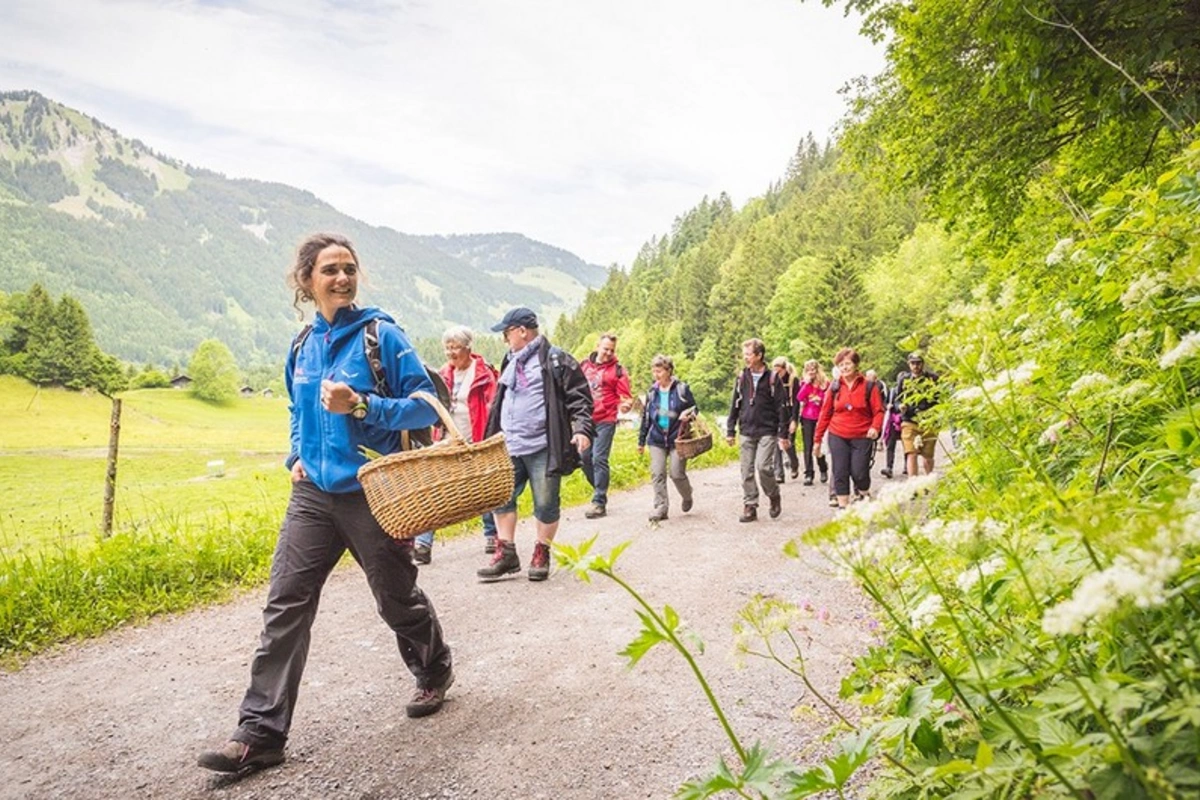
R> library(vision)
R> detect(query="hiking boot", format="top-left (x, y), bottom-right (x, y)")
top-left (584, 503), bottom-right (607, 519)
top-left (528, 541), bottom-right (551, 582)
top-left (803, 476), bottom-right (814, 486)
top-left (790, 467), bottom-right (799, 480)
top-left (880, 467), bottom-right (893, 479)
top-left (739, 505), bottom-right (757, 523)
top-left (197, 740), bottom-right (285, 773)
top-left (681, 496), bottom-right (693, 513)
top-left (828, 496), bottom-right (839, 508)
top-left (477, 541), bottom-right (520, 582)
top-left (406, 669), bottom-right (455, 718)
top-left (769, 494), bottom-right (782, 519)
top-left (648, 511), bottom-right (668, 522)
top-left (413, 544), bottom-right (431, 565)
top-left (484, 536), bottom-right (496, 554)
top-left (819, 470), bottom-right (828, 484)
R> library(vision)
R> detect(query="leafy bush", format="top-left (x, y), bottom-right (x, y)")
top-left (799, 141), bottom-right (1200, 798)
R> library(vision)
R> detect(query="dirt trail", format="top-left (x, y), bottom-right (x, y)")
top-left (0, 462), bottom-right (880, 799)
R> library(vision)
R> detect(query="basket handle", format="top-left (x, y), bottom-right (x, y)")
top-left (409, 390), bottom-right (465, 443)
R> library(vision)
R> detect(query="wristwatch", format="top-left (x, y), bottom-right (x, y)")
top-left (350, 394), bottom-right (369, 420)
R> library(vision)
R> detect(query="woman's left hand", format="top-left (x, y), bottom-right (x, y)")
top-left (867, 427), bottom-right (879, 440)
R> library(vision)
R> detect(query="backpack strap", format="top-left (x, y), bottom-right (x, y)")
top-left (362, 319), bottom-right (389, 397)
top-left (290, 324), bottom-right (314, 375)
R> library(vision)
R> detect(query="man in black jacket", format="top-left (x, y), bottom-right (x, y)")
top-left (725, 338), bottom-right (790, 522)
top-left (477, 307), bottom-right (594, 582)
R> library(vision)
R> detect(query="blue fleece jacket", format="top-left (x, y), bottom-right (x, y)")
top-left (285, 306), bottom-right (438, 493)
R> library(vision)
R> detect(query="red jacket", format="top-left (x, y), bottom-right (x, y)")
top-left (814, 374), bottom-right (884, 442)
top-left (580, 354), bottom-right (632, 424)
top-left (438, 353), bottom-right (497, 443)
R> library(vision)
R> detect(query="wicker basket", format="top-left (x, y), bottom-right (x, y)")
top-left (358, 391), bottom-right (515, 539)
top-left (674, 415), bottom-right (714, 460)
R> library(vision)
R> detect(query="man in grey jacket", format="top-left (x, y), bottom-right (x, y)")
top-left (726, 338), bottom-right (790, 522)
top-left (477, 307), bottom-right (594, 582)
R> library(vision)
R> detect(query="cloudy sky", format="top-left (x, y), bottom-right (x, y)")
top-left (1, 0), bottom-right (883, 266)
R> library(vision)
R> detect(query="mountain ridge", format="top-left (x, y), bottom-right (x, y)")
top-left (0, 90), bottom-right (606, 366)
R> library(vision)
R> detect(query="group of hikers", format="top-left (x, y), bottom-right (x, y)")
top-left (197, 232), bottom-right (940, 775)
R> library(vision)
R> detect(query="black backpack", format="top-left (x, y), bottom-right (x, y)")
top-left (828, 377), bottom-right (878, 417)
top-left (291, 319), bottom-right (450, 450)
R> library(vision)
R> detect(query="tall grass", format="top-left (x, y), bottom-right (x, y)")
top-left (0, 503), bottom-right (279, 665)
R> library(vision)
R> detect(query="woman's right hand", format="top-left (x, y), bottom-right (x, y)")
top-left (290, 460), bottom-right (308, 483)
top-left (637, 446), bottom-right (645, 457)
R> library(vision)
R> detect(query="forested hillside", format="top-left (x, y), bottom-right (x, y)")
top-left (0, 92), bottom-right (604, 368)
top-left (555, 136), bottom-right (940, 409)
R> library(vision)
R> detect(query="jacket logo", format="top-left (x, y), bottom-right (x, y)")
top-left (341, 369), bottom-right (360, 379)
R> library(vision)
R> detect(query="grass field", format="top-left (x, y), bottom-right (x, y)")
top-left (0, 375), bottom-right (292, 555)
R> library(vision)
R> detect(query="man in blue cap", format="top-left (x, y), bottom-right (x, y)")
top-left (477, 307), bottom-right (594, 582)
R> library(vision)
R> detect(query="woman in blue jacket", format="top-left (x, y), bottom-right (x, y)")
top-left (637, 354), bottom-right (697, 522)
top-left (198, 233), bottom-right (454, 775)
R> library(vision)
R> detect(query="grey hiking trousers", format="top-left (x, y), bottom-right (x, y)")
top-left (232, 479), bottom-right (452, 748)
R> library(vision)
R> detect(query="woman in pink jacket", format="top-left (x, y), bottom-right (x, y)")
top-left (794, 359), bottom-right (830, 486)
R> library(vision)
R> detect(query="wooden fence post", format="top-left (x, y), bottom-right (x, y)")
top-left (102, 397), bottom-right (121, 538)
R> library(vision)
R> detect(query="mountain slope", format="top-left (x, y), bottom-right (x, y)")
top-left (0, 91), bottom-right (604, 366)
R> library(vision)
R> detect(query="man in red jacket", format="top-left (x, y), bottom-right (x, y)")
top-left (580, 333), bottom-right (633, 518)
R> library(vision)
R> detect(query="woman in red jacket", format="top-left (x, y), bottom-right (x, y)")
top-left (414, 325), bottom-right (499, 564)
top-left (814, 348), bottom-right (884, 509)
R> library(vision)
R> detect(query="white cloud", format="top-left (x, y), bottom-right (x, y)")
top-left (0, 0), bottom-right (883, 265)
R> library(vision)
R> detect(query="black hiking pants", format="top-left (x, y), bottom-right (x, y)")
top-left (232, 479), bottom-right (452, 748)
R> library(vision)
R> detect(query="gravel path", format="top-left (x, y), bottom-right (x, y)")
top-left (0, 462), bottom-right (879, 799)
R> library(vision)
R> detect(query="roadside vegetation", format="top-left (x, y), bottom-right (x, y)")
top-left (0, 373), bottom-right (735, 664)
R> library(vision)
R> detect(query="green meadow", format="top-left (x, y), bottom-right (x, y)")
top-left (0, 373), bottom-right (737, 662)
top-left (0, 375), bottom-right (292, 555)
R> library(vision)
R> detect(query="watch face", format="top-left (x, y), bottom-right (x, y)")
top-left (352, 406), bottom-right (367, 420)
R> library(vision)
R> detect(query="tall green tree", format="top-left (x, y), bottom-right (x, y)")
top-left (189, 339), bottom-right (240, 403)
top-left (830, 0), bottom-right (1200, 227)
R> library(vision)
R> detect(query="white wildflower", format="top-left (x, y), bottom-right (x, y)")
top-left (1160, 331), bottom-right (1200, 368)
top-left (910, 594), bottom-right (944, 630)
top-left (1067, 373), bottom-right (1113, 397)
top-left (955, 557), bottom-right (1006, 593)
top-left (953, 386), bottom-right (985, 403)
top-left (1059, 307), bottom-right (1082, 328)
top-left (1114, 328), bottom-right (1152, 358)
top-left (1116, 380), bottom-right (1151, 404)
top-left (913, 516), bottom-right (978, 548)
top-left (1045, 238), bottom-right (1073, 266)
top-left (1119, 271), bottom-right (1169, 310)
top-left (1042, 546), bottom-right (1184, 635)
top-left (1039, 419), bottom-right (1071, 446)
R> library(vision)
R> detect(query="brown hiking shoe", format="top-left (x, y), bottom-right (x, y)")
top-left (584, 503), bottom-right (607, 519)
top-left (769, 494), bottom-right (782, 519)
top-left (739, 505), bottom-right (757, 523)
top-left (528, 541), bottom-right (551, 582)
top-left (477, 541), bottom-right (520, 582)
top-left (406, 669), bottom-right (454, 718)
top-left (197, 740), bottom-right (284, 773)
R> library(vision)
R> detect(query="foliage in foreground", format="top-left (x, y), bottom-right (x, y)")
top-left (798, 143), bottom-right (1200, 797)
